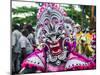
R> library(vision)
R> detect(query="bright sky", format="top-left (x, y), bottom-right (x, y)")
top-left (74, 5), bottom-right (81, 11)
top-left (12, 1), bottom-right (39, 8)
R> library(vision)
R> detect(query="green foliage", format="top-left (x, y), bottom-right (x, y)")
top-left (12, 6), bottom-right (38, 14)
top-left (63, 5), bottom-right (91, 28)
top-left (12, 4), bottom-right (92, 29)
top-left (12, 6), bottom-right (38, 27)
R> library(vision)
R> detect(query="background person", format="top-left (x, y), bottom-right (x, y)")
top-left (12, 24), bottom-right (22, 73)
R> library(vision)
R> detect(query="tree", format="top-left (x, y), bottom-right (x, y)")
top-left (12, 6), bottom-right (38, 27)
top-left (12, 4), bottom-right (94, 30)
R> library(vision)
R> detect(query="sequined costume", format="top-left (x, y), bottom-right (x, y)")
top-left (20, 3), bottom-right (96, 73)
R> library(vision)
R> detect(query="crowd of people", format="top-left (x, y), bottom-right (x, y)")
top-left (74, 24), bottom-right (96, 59)
top-left (12, 24), bottom-right (36, 73)
top-left (11, 23), bottom-right (96, 74)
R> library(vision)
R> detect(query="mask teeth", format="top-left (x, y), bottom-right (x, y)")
top-left (66, 62), bottom-right (96, 71)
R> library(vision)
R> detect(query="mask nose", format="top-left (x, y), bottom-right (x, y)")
top-left (50, 34), bottom-right (56, 43)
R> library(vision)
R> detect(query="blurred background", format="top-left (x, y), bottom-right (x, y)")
top-left (12, 1), bottom-right (96, 30)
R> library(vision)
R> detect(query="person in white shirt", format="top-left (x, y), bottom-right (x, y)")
top-left (16, 29), bottom-right (33, 56)
top-left (26, 25), bottom-right (36, 50)
top-left (12, 25), bottom-right (22, 73)
top-left (26, 25), bottom-right (34, 45)
top-left (12, 25), bottom-right (22, 49)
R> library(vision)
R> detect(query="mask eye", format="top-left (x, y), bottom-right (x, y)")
top-left (69, 29), bottom-right (72, 32)
top-left (56, 33), bottom-right (60, 39)
top-left (47, 35), bottom-right (52, 41)
top-left (66, 26), bottom-right (69, 29)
